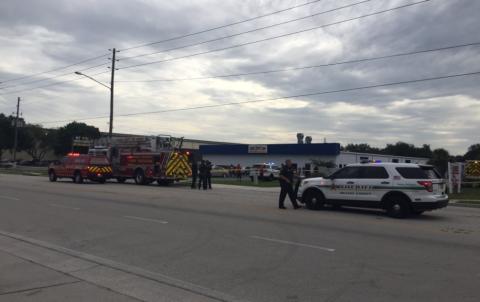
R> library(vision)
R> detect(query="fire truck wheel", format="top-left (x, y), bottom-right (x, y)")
top-left (48, 170), bottom-right (57, 182)
top-left (74, 171), bottom-right (83, 184)
top-left (157, 179), bottom-right (172, 186)
top-left (134, 169), bottom-right (146, 185)
top-left (97, 178), bottom-right (106, 184)
top-left (117, 177), bottom-right (126, 183)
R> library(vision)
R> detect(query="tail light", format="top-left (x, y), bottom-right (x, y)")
top-left (417, 181), bottom-right (433, 192)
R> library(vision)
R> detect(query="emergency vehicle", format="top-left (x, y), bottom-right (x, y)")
top-left (89, 136), bottom-right (191, 185)
top-left (48, 153), bottom-right (112, 184)
top-left (464, 160), bottom-right (480, 179)
top-left (297, 163), bottom-right (448, 218)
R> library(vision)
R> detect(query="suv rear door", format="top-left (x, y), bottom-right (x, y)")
top-left (395, 165), bottom-right (446, 195)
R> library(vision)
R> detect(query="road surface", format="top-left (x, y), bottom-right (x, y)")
top-left (0, 174), bottom-right (479, 302)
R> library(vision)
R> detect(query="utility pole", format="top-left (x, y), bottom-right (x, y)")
top-left (109, 48), bottom-right (116, 138)
top-left (13, 97), bottom-right (20, 162)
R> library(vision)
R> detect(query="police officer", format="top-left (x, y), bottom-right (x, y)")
top-left (278, 159), bottom-right (301, 209)
top-left (198, 160), bottom-right (207, 190)
top-left (191, 160), bottom-right (198, 189)
top-left (206, 160), bottom-right (213, 189)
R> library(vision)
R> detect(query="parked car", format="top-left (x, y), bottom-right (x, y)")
top-left (210, 165), bottom-right (230, 177)
top-left (249, 163), bottom-right (281, 181)
top-left (0, 161), bottom-right (15, 168)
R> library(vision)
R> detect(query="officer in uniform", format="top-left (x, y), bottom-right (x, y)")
top-left (206, 160), bottom-right (213, 189)
top-left (278, 159), bottom-right (301, 209)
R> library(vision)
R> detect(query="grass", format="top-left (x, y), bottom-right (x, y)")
top-left (449, 187), bottom-right (480, 201)
top-left (212, 177), bottom-right (279, 188)
top-left (0, 166), bottom-right (48, 177)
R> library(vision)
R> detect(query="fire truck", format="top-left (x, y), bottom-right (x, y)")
top-left (89, 135), bottom-right (192, 185)
top-left (465, 160), bottom-right (480, 179)
top-left (48, 153), bottom-right (113, 184)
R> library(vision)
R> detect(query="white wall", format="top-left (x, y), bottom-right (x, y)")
top-left (336, 152), bottom-right (428, 167)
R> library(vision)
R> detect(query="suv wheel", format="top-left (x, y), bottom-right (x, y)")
top-left (385, 196), bottom-right (410, 218)
top-left (304, 190), bottom-right (325, 210)
top-left (74, 171), bottom-right (83, 184)
top-left (48, 170), bottom-right (57, 182)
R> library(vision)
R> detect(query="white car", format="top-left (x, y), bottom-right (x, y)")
top-left (249, 163), bottom-right (281, 180)
top-left (297, 163), bottom-right (448, 218)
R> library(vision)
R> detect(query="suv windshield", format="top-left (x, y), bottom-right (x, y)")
top-left (396, 166), bottom-right (441, 179)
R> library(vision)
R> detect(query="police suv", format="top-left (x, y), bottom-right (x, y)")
top-left (297, 163), bottom-right (448, 218)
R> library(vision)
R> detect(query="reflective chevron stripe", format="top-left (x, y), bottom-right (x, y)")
top-left (88, 166), bottom-right (112, 174)
top-left (166, 153), bottom-right (191, 178)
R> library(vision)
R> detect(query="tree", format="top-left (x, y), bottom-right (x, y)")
top-left (464, 144), bottom-right (480, 160)
top-left (429, 148), bottom-right (450, 176)
top-left (21, 125), bottom-right (56, 161)
top-left (52, 122), bottom-right (100, 155)
top-left (344, 143), bottom-right (382, 154)
top-left (0, 114), bottom-right (14, 160)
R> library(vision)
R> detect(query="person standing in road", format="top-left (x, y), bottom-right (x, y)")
top-left (206, 160), bottom-right (213, 189)
top-left (191, 160), bottom-right (198, 189)
top-left (198, 160), bottom-right (207, 190)
top-left (278, 159), bottom-right (301, 209)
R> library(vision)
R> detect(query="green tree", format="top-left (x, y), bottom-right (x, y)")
top-left (429, 148), bottom-right (450, 176)
top-left (52, 122), bottom-right (100, 155)
top-left (21, 125), bottom-right (56, 161)
top-left (464, 144), bottom-right (480, 160)
top-left (0, 114), bottom-right (15, 160)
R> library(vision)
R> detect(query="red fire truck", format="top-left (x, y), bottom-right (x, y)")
top-left (48, 153), bottom-right (112, 184)
top-left (89, 136), bottom-right (192, 185)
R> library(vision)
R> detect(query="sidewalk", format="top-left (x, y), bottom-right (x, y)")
top-left (0, 231), bottom-right (247, 302)
top-left (0, 250), bottom-right (136, 302)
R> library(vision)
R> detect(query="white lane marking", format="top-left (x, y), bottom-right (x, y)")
top-left (250, 235), bottom-right (335, 252)
top-left (0, 196), bottom-right (20, 201)
top-left (50, 204), bottom-right (80, 211)
top-left (124, 215), bottom-right (168, 224)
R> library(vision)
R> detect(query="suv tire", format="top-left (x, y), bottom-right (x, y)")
top-left (304, 190), bottom-right (325, 210)
top-left (385, 195), bottom-right (410, 218)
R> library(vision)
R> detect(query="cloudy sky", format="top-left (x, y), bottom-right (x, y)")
top-left (0, 0), bottom-right (479, 154)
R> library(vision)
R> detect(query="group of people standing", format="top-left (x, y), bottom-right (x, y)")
top-left (191, 160), bottom-right (212, 190)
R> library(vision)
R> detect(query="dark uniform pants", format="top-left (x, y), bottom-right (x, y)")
top-left (279, 181), bottom-right (299, 208)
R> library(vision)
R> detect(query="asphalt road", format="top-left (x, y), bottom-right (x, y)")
top-left (0, 174), bottom-right (479, 302)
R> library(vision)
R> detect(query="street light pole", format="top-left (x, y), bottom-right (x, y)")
top-left (109, 48), bottom-right (116, 138)
top-left (13, 97), bottom-right (20, 162)
top-left (74, 47), bottom-right (117, 138)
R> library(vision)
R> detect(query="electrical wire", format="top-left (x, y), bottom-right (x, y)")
top-left (116, 41), bottom-right (480, 83)
top-left (0, 53), bottom-right (109, 85)
top-left (119, 0), bottom-right (326, 52)
top-left (0, 70), bottom-right (111, 97)
top-left (0, 62), bottom-right (109, 90)
top-left (35, 70), bottom-right (480, 124)
top-left (117, 0), bottom-right (431, 70)
top-left (119, 0), bottom-right (372, 61)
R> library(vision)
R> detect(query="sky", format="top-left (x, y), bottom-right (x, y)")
top-left (0, 0), bottom-right (479, 155)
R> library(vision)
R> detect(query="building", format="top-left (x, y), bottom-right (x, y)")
top-left (199, 143), bottom-right (429, 168)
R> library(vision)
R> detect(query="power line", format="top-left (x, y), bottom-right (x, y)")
top-left (119, 0), bottom-right (372, 62)
top-left (35, 70), bottom-right (480, 125)
top-left (119, 0), bottom-right (326, 52)
top-left (116, 41), bottom-right (480, 83)
top-left (117, 0), bottom-right (431, 71)
top-left (0, 70), bottom-right (110, 97)
top-left (0, 53), bottom-right (109, 85)
top-left (0, 62), bottom-right (109, 90)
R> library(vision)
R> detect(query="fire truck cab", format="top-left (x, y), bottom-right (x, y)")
top-left (48, 153), bottom-right (112, 184)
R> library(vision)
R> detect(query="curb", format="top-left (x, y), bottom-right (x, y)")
top-left (449, 202), bottom-right (480, 209)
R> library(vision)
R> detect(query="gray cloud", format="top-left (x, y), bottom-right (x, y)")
top-left (1, 0), bottom-right (479, 155)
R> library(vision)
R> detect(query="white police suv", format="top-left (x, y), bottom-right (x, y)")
top-left (297, 163), bottom-right (448, 218)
